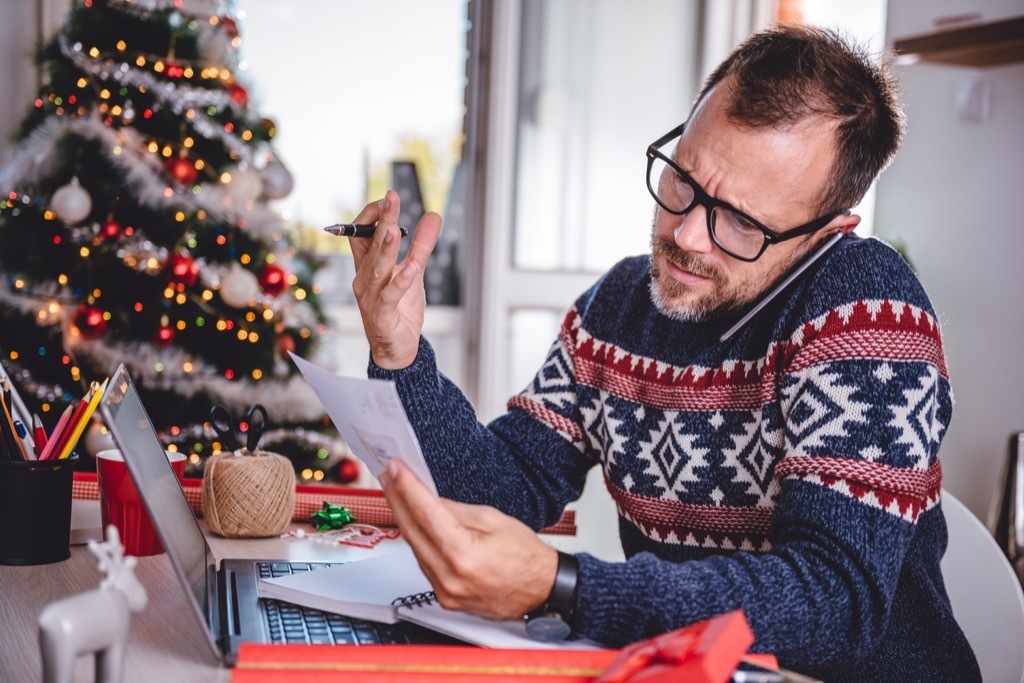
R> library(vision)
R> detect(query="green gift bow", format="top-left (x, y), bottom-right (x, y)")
top-left (310, 501), bottom-right (356, 530)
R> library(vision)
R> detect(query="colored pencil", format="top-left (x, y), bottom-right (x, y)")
top-left (32, 414), bottom-right (47, 452)
top-left (39, 404), bottom-right (75, 461)
top-left (41, 399), bottom-right (82, 461)
top-left (57, 378), bottom-right (107, 460)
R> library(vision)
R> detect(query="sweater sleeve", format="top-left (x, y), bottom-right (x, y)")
top-left (568, 243), bottom-right (954, 674)
top-left (368, 320), bottom-right (595, 530)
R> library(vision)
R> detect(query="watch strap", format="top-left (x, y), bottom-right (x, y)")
top-left (546, 550), bottom-right (579, 621)
top-left (525, 551), bottom-right (579, 641)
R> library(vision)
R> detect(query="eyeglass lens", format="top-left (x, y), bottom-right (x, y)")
top-left (648, 155), bottom-right (766, 261)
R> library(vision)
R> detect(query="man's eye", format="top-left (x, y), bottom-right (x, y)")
top-left (726, 212), bottom-right (762, 235)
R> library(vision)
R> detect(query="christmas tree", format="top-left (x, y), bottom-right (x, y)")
top-left (0, 0), bottom-right (349, 480)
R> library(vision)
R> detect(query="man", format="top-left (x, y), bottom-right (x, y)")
top-left (347, 25), bottom-right (980, 681)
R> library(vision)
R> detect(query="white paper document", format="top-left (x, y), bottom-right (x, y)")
top-left (289, 352), bottom-right (437, 495)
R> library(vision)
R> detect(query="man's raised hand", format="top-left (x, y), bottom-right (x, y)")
top-left (349, 189), bottom-right (442, 369)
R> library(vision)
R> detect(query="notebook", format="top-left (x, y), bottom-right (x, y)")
top-left (97, 364), bottom-right (445, 666)
top-left (259, 545), bottom-right (601, 650)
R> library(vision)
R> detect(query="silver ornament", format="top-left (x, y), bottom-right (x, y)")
top-left (50, 177), bottom-right (92, 223)
top-left (261, 160), bottom-right (294, 200)
top-left (224, 166), bottom-right (262, 204)
top-left (219, 264), bottom-right (260, 308)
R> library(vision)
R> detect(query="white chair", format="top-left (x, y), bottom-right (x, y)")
top-left (941, 490), bottom-right (1024, 683)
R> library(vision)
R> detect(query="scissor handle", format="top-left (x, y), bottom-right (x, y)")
top-left (243, 403), bottom-right (268, 453)
top-left (208, 404), bottom-right (240, 452)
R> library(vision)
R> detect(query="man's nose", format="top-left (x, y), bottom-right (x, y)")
top-left (671, 205), bottom-right (714, 253)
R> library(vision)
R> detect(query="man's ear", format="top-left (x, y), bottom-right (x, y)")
top-left (835, 212), bottom-right (860, 235)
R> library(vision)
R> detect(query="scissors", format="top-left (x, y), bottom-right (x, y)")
top-left (209, 403), bottom-right (268, 453)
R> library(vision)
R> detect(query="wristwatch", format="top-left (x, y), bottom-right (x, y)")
top-left (525, 551), bottom-right (579, 642)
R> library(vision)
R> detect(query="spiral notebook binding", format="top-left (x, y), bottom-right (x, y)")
top-left (391, 591), bottom-right (438, 609)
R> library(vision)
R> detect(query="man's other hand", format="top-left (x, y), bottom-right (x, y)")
top-left (380, 459), bottom-right (559, 621)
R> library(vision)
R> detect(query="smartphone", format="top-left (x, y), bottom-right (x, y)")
top-left (719, 231), bottom-right (844, 342)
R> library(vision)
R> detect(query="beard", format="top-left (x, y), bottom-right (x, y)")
top-left (647, 217), bottom-right (809, 322)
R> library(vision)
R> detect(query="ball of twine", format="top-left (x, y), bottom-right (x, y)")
top-left (202, 449), bottom-right (295, 537)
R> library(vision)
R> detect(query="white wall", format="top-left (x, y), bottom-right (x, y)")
top-left (877, 0), bottom-right (1024, 522)
top-left (0, 3), bottom-right (39, 158)
top-left (0, 0), bottom-right (68, 158)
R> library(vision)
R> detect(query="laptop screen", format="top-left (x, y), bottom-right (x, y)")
top-left (100, 365), bottom-right (211, 625)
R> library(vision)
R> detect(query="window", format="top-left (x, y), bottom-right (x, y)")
top-left (238, 0), bottom-right (469, 381)
top-left (468, 0), bottom-right (703, 421)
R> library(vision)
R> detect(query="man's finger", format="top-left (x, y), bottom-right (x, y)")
top-left (398, 211), bottom-right (442, 274)
top-left (354, 192), bottom-right (403, 302)
top-left (348, 197), bottom-right (383, 271)
top-left (382, 460), bottom-right (464, 554)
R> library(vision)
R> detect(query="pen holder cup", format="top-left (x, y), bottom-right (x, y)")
top-left (0, 455), bottom-right (78, 565)
top-left (202, 449), bottom-right (295, 538)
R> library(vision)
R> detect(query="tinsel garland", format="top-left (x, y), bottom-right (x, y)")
top-left (0, 114), bottom-right (281, 240)
top-left (65, 334), bottom-right (325, 420)
top-left (58, 33), bottom-right (238, 115)
top-left (0, 228), bottom-right (321, 360)
top-left (0, 279), bottom-right (68, 323)
top-left (107, 0), bottom-right (226, 18)
top-left (0, 285), bottom-right (323, 420)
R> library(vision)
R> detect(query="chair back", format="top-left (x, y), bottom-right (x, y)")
top-left (941, 490), bottom-right (1024, 683)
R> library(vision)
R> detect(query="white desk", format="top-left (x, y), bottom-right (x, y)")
top-left (0, 519), bottom-right (412, 683)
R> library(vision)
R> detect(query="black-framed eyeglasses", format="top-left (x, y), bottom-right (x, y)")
top-left (646, 123), bottom-right (843, 262)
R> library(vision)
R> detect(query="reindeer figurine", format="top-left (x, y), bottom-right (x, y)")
top-left (38, 525), bottom-right (148, 683)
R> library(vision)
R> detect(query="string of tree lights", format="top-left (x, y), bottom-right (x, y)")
top-left (0, 0), bottom-right (358, 484)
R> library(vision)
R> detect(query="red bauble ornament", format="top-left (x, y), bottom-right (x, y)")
top-left (74, 305), bottom-right (107, 340)
top-left (220, 16), bottom-right (239, 38)
top-left (165, 61), bottom-right (185, 79)
top-left (164, 156), bottom-right (198, 185)
top-left (258, 264), bottom-right (288, 296)
top-left (335, 457), bottom-right (360, 484)
top-left (276, 333), bottom-right (296, 359)
top-left (100, 218), bottom-right (122, 240)
top-left (230, 83), bottom-right (249, 107)
top-left (154, 325), bottom-right (175, 347)
top-left (165, 253), bottom-right (199, 286)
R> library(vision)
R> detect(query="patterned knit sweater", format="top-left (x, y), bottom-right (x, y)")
top-left (370, 235), bottom-right (980, 681)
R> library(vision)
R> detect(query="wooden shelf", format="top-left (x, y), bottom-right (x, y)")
top-left (893, 15), bottom-right (1024, 67)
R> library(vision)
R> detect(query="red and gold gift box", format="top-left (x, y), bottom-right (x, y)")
top-left (233, 644), bottom-right (619, 683)
top-left (232, 611), bottom-right (769, 683)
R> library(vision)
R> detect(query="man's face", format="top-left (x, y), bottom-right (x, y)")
top-left (649, 84), bottom-right (846, 322)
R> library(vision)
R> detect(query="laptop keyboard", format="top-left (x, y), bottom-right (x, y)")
top-left (257, 561), bottom-right (413, 645)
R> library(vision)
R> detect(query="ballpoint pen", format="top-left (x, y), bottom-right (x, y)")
top-left (14, 420), bottom-right (35, 459)
top-left (0, 392), bottom-right (26, 460)
top-left (323, 224), bottom-right (408, 238)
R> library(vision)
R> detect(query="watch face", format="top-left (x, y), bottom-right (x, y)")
top-left (525, 614), bottom-right (571, 642)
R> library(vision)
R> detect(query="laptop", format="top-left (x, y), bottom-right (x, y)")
top-left (98, 363), bottom-right (450, 665)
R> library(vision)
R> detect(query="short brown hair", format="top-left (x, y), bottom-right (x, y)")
top-left (694, 24), bottom-right (905, 215)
